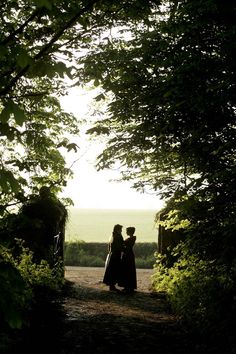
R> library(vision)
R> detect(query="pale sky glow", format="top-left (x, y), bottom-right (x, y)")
top-left (59, 87), bottom-right (164, 211)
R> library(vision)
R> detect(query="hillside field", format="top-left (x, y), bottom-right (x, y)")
top-left (65, 208), bottom-right (159, 243)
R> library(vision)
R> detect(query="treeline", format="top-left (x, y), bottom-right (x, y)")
top-left (64, 241), bottom-right (157, 269)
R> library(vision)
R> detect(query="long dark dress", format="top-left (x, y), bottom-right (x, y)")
top-left (119, 236), bottom-right (137, 291)
top-left (103, 233), bottom-right (124, 286)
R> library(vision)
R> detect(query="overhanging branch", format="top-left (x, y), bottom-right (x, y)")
top-left (0, 0), bottom-right (100, 97)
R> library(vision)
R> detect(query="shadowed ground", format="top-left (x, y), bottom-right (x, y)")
top-left (5, 267), bottom-right (223, 353)
top-left (58, 267), bottom-right (196, 353)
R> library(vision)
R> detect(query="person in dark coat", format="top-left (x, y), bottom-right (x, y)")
top-left (103, 224), bottom-right (124, 292)
top-left (119, 226), bottom-right (137, 294)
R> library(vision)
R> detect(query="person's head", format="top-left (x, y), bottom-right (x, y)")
top-left (113, 224), bottom-right (123, 234)
top-left (126, 227), bottom-right (135, 236)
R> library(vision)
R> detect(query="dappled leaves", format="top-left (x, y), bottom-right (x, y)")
top-left (0, 0), bottom-right (163, 212)
top-left (76, 0), bottom-right (236, 332)
top-left (80, 0), bottom-right (236, 247)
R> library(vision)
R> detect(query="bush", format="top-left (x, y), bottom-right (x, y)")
top-left (152, 252), bottom-right (236, 333)
top-left (64, 241), bottom-right (157, 268)
top-left (135, 255), bottom-right (156, 269)
top-left (0, 245), bottom-right (31, 329)
top-left (0, 240), bottom-right (65, 330)
top-left (15, 246), bottom-right (65, 292)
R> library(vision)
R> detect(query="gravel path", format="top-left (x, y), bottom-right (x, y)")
top-left (58, 267), bottom-right (195, 354)
top-left (2, 267), bottom-right (228, 353)
top-left (65, 266), bottom-right (154, 292)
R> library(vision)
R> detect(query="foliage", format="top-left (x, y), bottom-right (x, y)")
top-left (14, 242), bottom-right (65, 292)
top-left (0, 0), bottom-right (163, 214)
top-left (0, 240), bottom-right (64, 330)
top-left (77, 0), bottom-right (236, 332)
top-left (79, 0), bottom-right (236, 259)
top-left (64, 240), bottom-right (157, 268)
top-left (135, 255), bottom-right (156, 269)
top-left (0, 2), bottom-right (163, 340)
top-left (152, 249), bottom-right (236, 333)
top-left (0, 0), bottom-right (80, 212)
top-left (0, 245), bottom-right (31, 329)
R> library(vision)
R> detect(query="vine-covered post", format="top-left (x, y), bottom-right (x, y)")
top-left (19, 186), bottom-right (68, 271)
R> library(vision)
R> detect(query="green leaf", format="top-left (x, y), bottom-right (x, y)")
top-left (94, 78), bottom-right (100, 87)
top-left (0, 101), bottom-right (26, 126)
top-left (0, 105), bottom-right (11, 123)
top-left (0, 45), bottom-right (8, 58)
top-left (6, 171), bottom-right (21, 192)
top-left (95, 93), bottom-right (106, 101)
top-left (0, 171), bottom-right (9, 193)
top-left (31, 0), bottom-right (53, 10)
top-left (0, 169), bottom-right (21, 193)
top-left (54, 61), bottom-right (69, 78)
top-left (16, 51), bottom-right (31, 68)
top-left (11, 103), bottom-right (27, 126)
top-left (66, 143), bottom-right (79, 152)
top-left (29, 61), bottom-right (55, 78)
top-left (0, 123), bottom-right (15, 141)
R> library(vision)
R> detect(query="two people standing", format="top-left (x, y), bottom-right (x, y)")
top-left (103, 224), bottom-right (137, 294)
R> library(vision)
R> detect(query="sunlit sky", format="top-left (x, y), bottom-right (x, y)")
top-left (59, 87), bottom-right (164, 211)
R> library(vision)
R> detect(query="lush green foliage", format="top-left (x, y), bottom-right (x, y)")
top-left (15, 242), bottom-right (65, 291)
top-left (0, 0), bottom-right (161, 213)
top-left (0, 245), bottom-right (30, 329)
top-left (0, 241), bottom-right (64, 330)
top-left (152, 248), bottom-right (236, 334)
top-left (64, 241), bottom-right (157, 268)
top-left (0, 0), bottom-right (83, 211)
top-left (80, 0), bottom-right (236, 257)
top-left (81, 0), bottom-right (236, 208)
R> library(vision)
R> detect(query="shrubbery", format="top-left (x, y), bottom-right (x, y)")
top-left (152, 247), bottom-right (236, 335)
top-left (0, 245), bottom-right (31, 330)
top-left (0, 240), bottom-right (64, 331)
top-left (64, 241), bottom-right (157, 269)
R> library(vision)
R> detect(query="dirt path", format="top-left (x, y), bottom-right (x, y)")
top-left (57, 267), bottom-right (195, 354)
top-left (65, 266), bottom-right (155, 292)
top-left (2, 267), bottom-right (229, 354)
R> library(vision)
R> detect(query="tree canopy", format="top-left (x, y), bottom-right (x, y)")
top-left (77, 0), bottom-right (236, 336)
top-left (1, 0), bottom-right (234, 261)
top-left (0, 0), bottom-right (161, 332)
top-left (0, 0), bottom-right (157, 213)
top-left (80, 0), bottom-right (236, 262)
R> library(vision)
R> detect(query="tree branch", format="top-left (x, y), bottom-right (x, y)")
top-left (1, 8), bottom-right (41, 45)
top-left (0, 0), bottom-right (100, 97)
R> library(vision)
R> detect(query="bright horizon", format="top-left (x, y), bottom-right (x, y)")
top-left (65, 207), bottom-right (159, 243)
top-left (59, 87), bottom-right (164, 212)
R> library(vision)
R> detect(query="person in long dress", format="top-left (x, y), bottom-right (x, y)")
top-left (103, 224), bottom-right (124, 292)
top-left (119, 226), bottom-right (137, 294)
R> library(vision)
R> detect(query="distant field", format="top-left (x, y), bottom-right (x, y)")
top-left (65, 208), bottom-right (159, 243)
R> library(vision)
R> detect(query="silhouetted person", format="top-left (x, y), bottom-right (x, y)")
top-left (119, 226), bottom-right (137, 294)
top-left (103, 224), bottom-right (124, 292)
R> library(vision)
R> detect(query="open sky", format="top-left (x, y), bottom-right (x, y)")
top-left (59, 87), bottom-right (164, 211)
